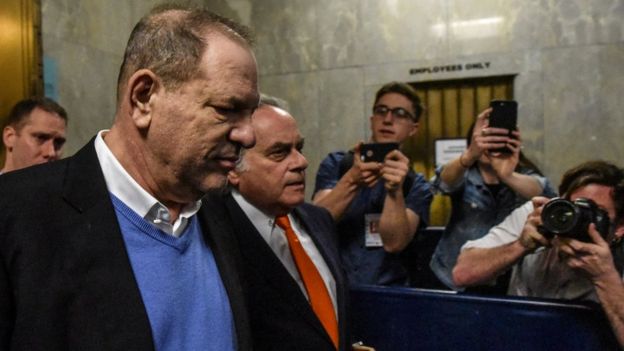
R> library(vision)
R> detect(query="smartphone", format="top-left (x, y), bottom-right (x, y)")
top-left (360, 142), bottom-right (399, 163)
top-left (488, 100), bottom-right (518, 153)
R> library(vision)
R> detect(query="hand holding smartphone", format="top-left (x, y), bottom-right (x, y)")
top-left (488, 100), bottom-right (518, 153)
top-left (489, 100), bottom-right (517, 131)
top-left (360, 143), bottom-right (399, 163)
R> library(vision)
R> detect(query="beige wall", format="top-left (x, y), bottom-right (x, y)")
top-left (42, 0), bottom-right (624, 199)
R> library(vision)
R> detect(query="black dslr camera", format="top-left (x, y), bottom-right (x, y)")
top-left (540, 197), bottom-right (610, 242)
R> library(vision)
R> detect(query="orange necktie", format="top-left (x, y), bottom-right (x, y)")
top-left (275, 215), bottom-right (339, 349)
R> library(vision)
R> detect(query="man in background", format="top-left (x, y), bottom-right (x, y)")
top-left (1, 4), bottom-right (258, 350)
top-left (214, 97), bottom-right (348, 350)
top-left (1, 97), bottom-right (67, 174)
top-left (313, 81), bottom-right (432, 286)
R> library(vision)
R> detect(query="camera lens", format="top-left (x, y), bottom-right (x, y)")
top-left (546, 206), bottom-right (574, 230)
top-left (542, 199), bottom-right (578, 234)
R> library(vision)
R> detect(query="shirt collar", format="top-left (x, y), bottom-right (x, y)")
top-left (231, 189), bottom-right (277, 237)
top-left (94, 130), bottom-right (201, 236)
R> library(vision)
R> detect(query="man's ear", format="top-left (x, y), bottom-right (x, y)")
top-left (408, 121), bottom-right (419, 137)
top-left (614, 222), bottom-right (624, 239)
top-left (2, 126), bottom-right (16, 151)
top-left (227, 170), bottom-right (240, 187)
top-left (127, 69), bottom-right (160, 129)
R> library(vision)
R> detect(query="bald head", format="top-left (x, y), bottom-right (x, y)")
top-left (229, 104), bottom-right (308, 216)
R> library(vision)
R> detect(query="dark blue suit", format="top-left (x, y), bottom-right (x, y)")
top-left (209, 193), bottom-right (349, 351)
top-left (0, 140), bottom-right (251, 350)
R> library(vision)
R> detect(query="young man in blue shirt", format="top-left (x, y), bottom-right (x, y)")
top-left (313, 82), bottom-right (432, 286)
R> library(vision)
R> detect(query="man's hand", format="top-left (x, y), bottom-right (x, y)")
top-left (312, 142), bottom-right (382, 221)
top-left (555, 223), bottom-right (618, 282)
top-left (518, 196), bottom-right (551, 251)
top-left (555, 224), bottom-right (624, 349)
top-left (489, 130), bottom-right (521, 181)
top-left (463, 108), bottom-right (512, 165)
top-left (348, 143), bottom-right (383, 188)
top-left (377, 148), bottom-right (419, 252)
top-left (380, 149), bottom-right (409, 193)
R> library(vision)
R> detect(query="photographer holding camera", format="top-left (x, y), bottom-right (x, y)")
top-left (555, 217), bottom-right (624, 348)
top-left (453, 160), bottom-right (624, 302)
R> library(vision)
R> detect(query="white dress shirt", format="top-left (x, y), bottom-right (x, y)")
top-left (94, 130), bottom-right (201, 237)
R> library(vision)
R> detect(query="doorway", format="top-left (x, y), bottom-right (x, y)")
top-left (0, 0), bottom-right (42, 164)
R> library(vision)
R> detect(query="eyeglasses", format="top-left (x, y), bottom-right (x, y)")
top-left (372, 105), bottom-right (415, 121)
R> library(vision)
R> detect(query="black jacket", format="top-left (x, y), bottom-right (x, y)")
top-left (0, 140), bottom-right (251, 350)
top-left (205, 192), bottom-right (349, 351)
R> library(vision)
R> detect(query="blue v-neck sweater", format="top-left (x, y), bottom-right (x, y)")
top-left (111, 195), bottom-right (236, 351)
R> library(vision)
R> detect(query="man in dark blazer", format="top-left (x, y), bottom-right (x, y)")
top-left (219, 97), bottom-right (349, 350)
top-left (0, 5), bottom-right (258, 350)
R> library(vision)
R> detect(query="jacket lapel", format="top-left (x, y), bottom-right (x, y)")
top-left (197, 192), bottom-right (251, 351)
top-left (294, 205), bottom-right (349, 349)
top-left (224, 194), bottom-right (327, 335)
top-left (61, 139), bottom-right (154, 349)
top-left (294, 206), bottom-right (343, 285)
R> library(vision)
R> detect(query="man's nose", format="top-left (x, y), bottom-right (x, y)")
top-left (42, 140), bottom-right (60, 160)
top-left (382, 110), bottom-right (394, 123)
top-left (293, 150), bottom-right (308, 171)
top-left (230, 117), bottom-right (256, 149)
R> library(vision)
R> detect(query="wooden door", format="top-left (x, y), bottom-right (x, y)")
top-left (0, 0), bottom-right (42, 164)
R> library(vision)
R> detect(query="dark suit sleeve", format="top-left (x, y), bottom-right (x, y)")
top-left (0, 251), bottom-right (14, 349)
top-left (0, 182), bottom-right (14, 348)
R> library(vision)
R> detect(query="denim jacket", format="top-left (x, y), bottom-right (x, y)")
top-left (429, 165), bottom-right (556, 290)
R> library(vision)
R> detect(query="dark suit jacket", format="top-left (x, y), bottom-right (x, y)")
top-left (0, 140), bottom-right (251, 350)
top-left (204, 192), bottom-right (349, 351)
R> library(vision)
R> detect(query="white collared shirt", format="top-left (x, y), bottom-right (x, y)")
top-left (231, 190), bottom-right (338, 318)
top-left (94, 130), bottom-right (201, 237)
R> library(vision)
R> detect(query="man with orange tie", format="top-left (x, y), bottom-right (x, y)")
top-left (208, 95), bottom-right (348, 350)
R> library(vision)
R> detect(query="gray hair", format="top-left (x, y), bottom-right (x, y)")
top-left (259, 93), bottom-right (290, 111)
top-left (116, 3), bottom-right (254, 100)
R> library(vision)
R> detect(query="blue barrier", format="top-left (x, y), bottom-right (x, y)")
top-left (350, 285), bottom-right (619, 350)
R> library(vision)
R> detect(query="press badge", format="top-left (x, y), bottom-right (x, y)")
top-left (364, 213), bottom-right (383, 248)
